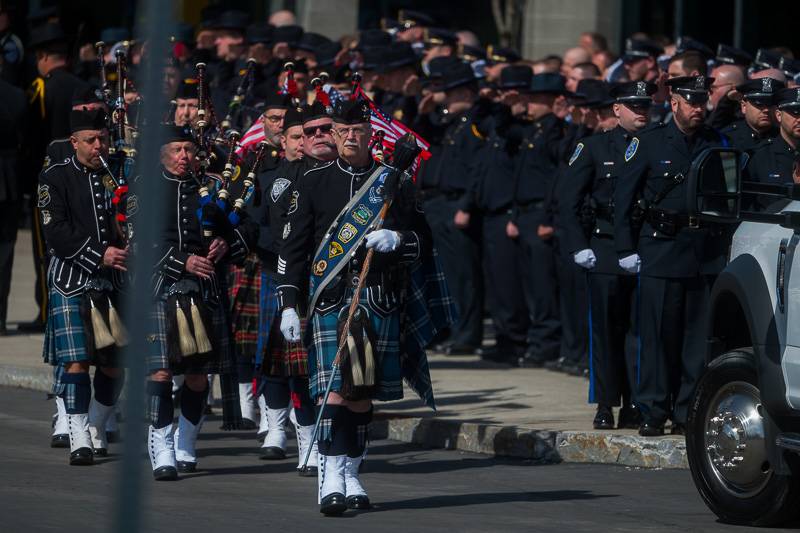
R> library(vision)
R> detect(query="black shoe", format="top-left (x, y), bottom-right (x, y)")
top-left (617, 404), bottom-right (642, 429)
top-left (543, 356), bottom-right (567, 371)
top-left (516, 353), bottom-right (549, 368)
top-left (346, 495), bottom-right (371, 510)
top-left (638, 421), bottom-right (665, 437)
top-left (153, 466), bottom-right (178, 481)
top-left (69, 447), bottom-right (94, 465)
top-left (593, 406), bottom-right (615, 430)
top-left (298, 465), bottom-right (317, 477)
top-left (106, 430), bottom-right (121, 443)
top-left (320, 493), bottom-right (347, 516)
top-left (51, 434), bottom-right (69, 448)
top-left (0, 323), bottom-right (7, 336)
top-left (670, 423), bottom-right (686, 436)
top-left (239, 418), bottom-right (257, 431)
top-left (17, 318), bottom-right (45, 333)
top-left (93, 447), bottom-right (108, 457)
top-left (259, 447), bottom-right (286, 460)
top-left (444, 343), bottom-right (477, 356)
top-left (177, 460), bottom-right (196, 473)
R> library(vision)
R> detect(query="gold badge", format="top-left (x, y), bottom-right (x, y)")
top-left (231, 165), bottom-right (242, 182)
top-left (352, 204), bottom-right (373, 225)
top-left (313, 260), bottom-right (328, 276)
top-left (328, 242), bottom-right (343, 258)
top-left (37, 185), bottom-right (51, 208)
top-left (338, 223), bottom-right (358, 244)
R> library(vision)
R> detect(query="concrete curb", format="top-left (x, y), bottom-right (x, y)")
top-left (0, 364), bottom-right (688, 469)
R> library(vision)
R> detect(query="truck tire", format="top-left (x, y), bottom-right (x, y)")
top-left (687, 350), bottom-right (800, 526)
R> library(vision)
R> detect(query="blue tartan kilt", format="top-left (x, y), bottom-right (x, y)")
top-left (254, 272), bottom-right (280, 368)
top-left (308, 287), bottom-right (402, 403)
top-left (145, 288), bottom-right (234, 376)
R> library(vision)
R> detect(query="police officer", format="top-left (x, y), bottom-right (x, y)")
top-left (744, 86), bottom-right (800, 189)
top-left (39, 108), bottom-right (127, 464)
top-left (722, 77), bottom-right (784, 153)
top-left (560, 81), bottom-right (656, 429)
top-left (614, 75), bottom-right (727, 436)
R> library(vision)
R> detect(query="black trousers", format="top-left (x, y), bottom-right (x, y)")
top-left (423, 195), bottom-right (483, 347)
top-left (637, 275), bottom-right (709, 424)
top-left (31, 204), bottom-right (48, 323)
top-left (555, 242), bottom-right (588, 364)
top-left (587, 272), bottom-right (638, 407)
top-left (482, 213), bottom-right (529, 350)
top-left (0, 201), bottom-right (18, 326)
top-left (516, 210), bottom-right (561, 360)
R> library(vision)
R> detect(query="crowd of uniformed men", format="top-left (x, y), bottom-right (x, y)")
top-left (0, 2), bottom-right (800, 516)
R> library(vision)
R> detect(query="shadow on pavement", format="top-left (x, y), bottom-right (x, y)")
top-left (370, 489), bottom-right (617, 511)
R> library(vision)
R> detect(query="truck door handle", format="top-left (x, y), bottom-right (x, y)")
top-left (777, 238), bottom-right (788, 313)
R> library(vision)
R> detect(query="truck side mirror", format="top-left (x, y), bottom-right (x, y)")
top-left (686, 147), bottom-right (743, 223)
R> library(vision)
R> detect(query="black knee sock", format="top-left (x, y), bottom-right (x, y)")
top-left (93, 368), bottom-right (122, 407)
top-left (347, 408), bottom-right (373, 458)
top-left (317, 405), bottom-right (350, 456)
top-left (147, 380), bottom-right (174, 429)
top-left (61, 372), bottom-right (91, 414)
top-left (289, 377), bottom-right (316, 426)
top-left (180, 382), bottom-right (208, 425)
top-left (264, 376), bottom-right (290, 409)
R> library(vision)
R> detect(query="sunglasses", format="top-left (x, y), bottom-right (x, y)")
top-left (303, 123), bottom-right (333, 136)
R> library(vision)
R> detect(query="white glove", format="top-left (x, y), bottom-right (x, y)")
top-left (365, 229), bottom-right (400, 253)
top-left (573, 248), bottom-right (597, 269)
top-left (280, 308), bottom-right (301, 342)
top-left (618, 253), bottom-right (641, 274)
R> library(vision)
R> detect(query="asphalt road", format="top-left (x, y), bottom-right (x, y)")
top-left (0, 386), bottom-right (793, 533)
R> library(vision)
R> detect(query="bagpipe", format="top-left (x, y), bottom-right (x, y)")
top-left (220, 57), bottom-right (258, 133)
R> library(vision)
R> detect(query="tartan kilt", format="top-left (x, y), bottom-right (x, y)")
top-left (257, 271), bottom-right (308, 377)
top-left (42, 288), bottom-right (120, 369)
top-left (308, 287), bottom-right (402, 403)
top-left (227, 255), bottom-right (261, 360)
top-left (145, 287), bottom-right (234, 376)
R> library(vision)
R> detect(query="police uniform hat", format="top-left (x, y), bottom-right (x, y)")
top-left (162, 124), bottom-right (196, 144)
top-left (296, 32), bottom-right (332, 54)
top-left (735, 77), bottom-right (785, 104)
top-left (486, 45), bottom-right (521, 65)
top-left (459, 44), bottom-right (486, 63)
top-left (753, 48), bottom-right (783, 70)
top-left (174, 77), bottom-right (200, 100)
top-left (377, 42), bottom-right (418, 73)
top-left (398, 9), bottom-right (435, 29)
top-left (498, 65), bottom-right (533, 91)
top-left (333, 100), bottom-right (371, 124)
top-left (273, 25), bottom-right (304, 47)
top-left (775, 87), bottom-right (800, 110)
top-left (211, 10), bottom-right (249, 33)
top-left (715, 44), bottom-right (752, 67)
top-left (574, 79), bottom-right (614, 108)
top-left (423, 28), bottom-right (458, 49)
top-left (70, 108), bottom-right (108, 133)
top-left (610, 80), bottom-right (657, 104)
top-left (675, 36), bottom-right (713, 59)
top-left (380, 17), bottom-right (402, 34)
top-left (361, 46), bottom-right (388, 72)
top-left (529, 73), bottom-right (570, 95)
top-left (666, 75), bottom-right (713, 103)
top-left (302, 101), bottom-right (330, 124)
top-left (199, 5), bottom-right (225, 30)
top-left (264, 91), bottom-right (292, 110)
top-left (355, 29), bottom-right (392, 52)
top-left (779, 57), bottom-right (800, 80)
top-left (283, 106), bottom-right (304, 129)
top-left (436, 61), bottom-right (477, 92)
top-left (246, 23), bottom-right (274, 46)
top-left (421, 56), bottom-right (461, 89)
top-left (316, 41), bottom-right (342, 69)
top-left (622, 38), bottom-right (663, 62)
top-left (289, 58), bottom-right (309, 74)
top-left (100, 27), bottom-right (130, 46)
top-left (71, 86), bottom-right (104, 108)
top-left (28, 22), bottom-right (67, 50)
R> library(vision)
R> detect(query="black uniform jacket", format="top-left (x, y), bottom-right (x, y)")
top-left (276, 157), bottom-right (432, 310)
top-left (39, 156), bottom-right (122, 297)
top-left (560, 125), bottom-right (635, 275)
top-left (614, 121), bottom-right (728, 278)
top-left (0, 79), bottom-right (25, 204)
top-left (513, 113), bottom-right (565, 212)
top-left (721, 119), bottom-right (777, 154)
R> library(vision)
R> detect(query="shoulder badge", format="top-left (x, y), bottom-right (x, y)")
top-left (37, 184), bottom-right (51, 208)
top-left (271, 177), bottom-right (292, 202)
top-left (568, 142), bottom-right (584, 166)
top-left (624, 137), bottom-right (639, 162)
top-left (230, 165), bottom-right (242, 182)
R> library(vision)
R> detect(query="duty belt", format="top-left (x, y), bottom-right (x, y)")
top-left (646, 208), bottom-right (699, 236)
top-left (517, 200), bottom-right (545, 213)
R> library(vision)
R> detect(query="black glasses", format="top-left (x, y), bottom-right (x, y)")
top-left (303, 123), bottom-right (333, 136)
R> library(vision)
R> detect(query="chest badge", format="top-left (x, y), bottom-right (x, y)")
top-left (624, 137), bottom-right (639, 162)
top-left (271, 177), bottom-right (292, 202)
top-left (568, 142), bottom-right (584, 166)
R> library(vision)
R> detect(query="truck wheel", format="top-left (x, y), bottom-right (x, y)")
top-left (687, 350), bottom-right (800, 526)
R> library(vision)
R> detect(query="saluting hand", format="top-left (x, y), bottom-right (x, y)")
top-left (103, 246), bottom-right (128, 271)
top-left (186, 254), bottom-right (215, 279)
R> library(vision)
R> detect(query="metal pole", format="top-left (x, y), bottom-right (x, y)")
top-left (674, 0), bottom-right (684, 41)
top-left (733, 0), bottom-right (744, 48)
top-left (113, 1), bottom-right (174, 531)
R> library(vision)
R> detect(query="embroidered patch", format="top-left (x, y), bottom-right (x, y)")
top-left (338, 223), bottom-right (358, 244)
top-left (328, 241), bottom-right (343, 258)
top-left (288, 191), bottom-right (299, 214)
top-left (271, 178), bottom-right (291, 202)
top-left (41, 210), bottom-right (51, 225)
top-left (625, 137), bottom-right (639, 162)
top-left (230, 165), bottom-right (242, 182)
top-left (282, 222), bottom-right (291, 239)
top-left (42, 155), bottom-right (50, 169)
top-left (37, 184), bottom-right (51, 208)
top-left (126, 194), bottom-right (139, 216)
top-left (568, 142), bottom-right (584, 166)
top-left (312, 259), bottom-right (327, 276)
top-left (102, 174), bottom-right (116, 191)
top-left (352, 204), bottom-right (373, 225)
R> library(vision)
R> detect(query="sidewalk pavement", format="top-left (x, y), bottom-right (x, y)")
top-left (0, 230), bottom-right (687, 469)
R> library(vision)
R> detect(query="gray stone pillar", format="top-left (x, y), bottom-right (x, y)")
top-left (294, 0), bottom-right (359, 41)
top-left (521, 0), bottom-right (622, 59)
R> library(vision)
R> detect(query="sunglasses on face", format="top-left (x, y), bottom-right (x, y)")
top-left (303, 123), bottom-right (333, 136)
